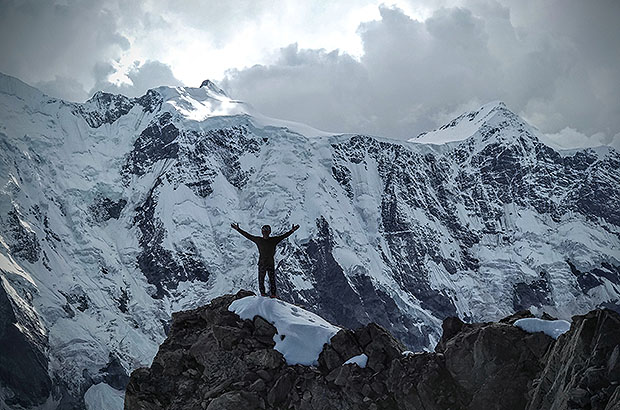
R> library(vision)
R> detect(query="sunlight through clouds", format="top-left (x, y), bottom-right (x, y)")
top-left (0, 0), bottom-right (618, 149)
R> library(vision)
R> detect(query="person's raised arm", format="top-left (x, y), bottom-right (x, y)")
top-left (231, 223), bottom-right (259, 242)
top-left (275, 224), bottom-right (299, 242)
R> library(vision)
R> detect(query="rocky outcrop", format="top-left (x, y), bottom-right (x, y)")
top-left (433, 313), bottom-right (552, 410)
top-left (4, 207), bottom-right (41, 263)
top-left (124, 291), bottom-right (620, 410)
top-left (527, 309), bottom-right (620, 410)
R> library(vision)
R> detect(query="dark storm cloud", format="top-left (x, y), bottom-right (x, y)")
top-left (36, 75), bottom-right (91, 102)
top-left (507, 0), bottom-right (620, 139)
top-left (0, 0), bottom-right (130, 97)
top-left (223, 44), bottom-right (371, 134)
top-left (0, 0), bottom-right (181, 102)
top-left (223, 1), bottom-right (620, 145)
top-left (223, 5), bottom-right (500, 137)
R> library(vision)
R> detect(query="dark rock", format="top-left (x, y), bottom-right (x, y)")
top-left (361, 323), bottom-right (405, 373)
top-left (89, 195), bottom-right (127, 222)
top-left (605, 387), bottom-right (620, 410)
top-left (203, 380), bottom-right (231, 400)
top-left (125, 292), bottom-right (620, 410)
top-left (123, 112), bottom-right (180, 178)
top-left (100, 353), bottom-right (129, 390)
top-left (5, 208), bottom-right (41, 263)
top-left (267, 368), bottom-right (296, 407)
top-left (387, 353), bottom-right (470, 410)
top-left (438, 318), bottom-right (554, 410)
top-left (256, 369), bottom-right (272, 382)
top-left (206, 391), bottom-right (264, 410)
top-left (318, 345), bottom-right (343, 372)
top-left (212, 325), bottom-right (248, 350)
top-left (252, 316), bottom-right (277, 346)
top-left (330, 329), bottom-right (363, 360)
top-left (248, 378), bottom-right (266, 392)
top-left (246, 349), bottom-right (284, 370)
top-left (331, 365), bottom-right (354, 387)
top-left (513, 280), bottom-right (552, 311)
top-left (435, 316), bottom-right (464, 350)
top-left (60, 288), bottom-right (90, 312)
top-left (136, 89), bottom-right (164, 112)
top-left (527, 309), bottom-right (620, 410)
top-left (73, 91), bottom-right (135, 128)
top-left (0, 282), bottom-right (51, 407)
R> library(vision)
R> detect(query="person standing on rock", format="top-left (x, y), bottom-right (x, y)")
top-left (231, 223), bottom-right (299, 298)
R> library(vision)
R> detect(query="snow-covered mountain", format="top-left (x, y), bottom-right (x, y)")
top-left (0, 72), bottom-right (618, 409)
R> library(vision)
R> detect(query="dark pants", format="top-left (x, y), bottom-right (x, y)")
top-left (258, 263), bottom-right (276, 296)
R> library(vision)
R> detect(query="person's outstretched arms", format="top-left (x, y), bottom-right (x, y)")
top-left (231, 223), bottom-right (259, 242)
top-left (274, 224), bottom-right (300, 242)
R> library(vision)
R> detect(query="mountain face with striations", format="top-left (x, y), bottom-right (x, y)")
top-left (0, 71), bottom-right (619, 409)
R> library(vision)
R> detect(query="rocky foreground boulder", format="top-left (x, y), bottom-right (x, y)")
top-left (125, 291), bottom-right (620, 410)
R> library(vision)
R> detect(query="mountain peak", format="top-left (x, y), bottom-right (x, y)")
top-left (410, 101), bottom-right (533, 145)
top-left (199, 79), bottom-right (227, 96)
top-left (85, 90), bottom-right (132, 106)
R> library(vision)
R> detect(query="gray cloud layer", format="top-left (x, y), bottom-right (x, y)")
top-left (0, 0), bottom-right (184, 101)
top-left (0, 0), bottom-right (618, 147)
top-left (223, 1), bottom-right (620, 144)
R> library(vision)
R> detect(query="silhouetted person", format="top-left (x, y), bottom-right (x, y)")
top-left (231, 223), bottom-right (299, 298)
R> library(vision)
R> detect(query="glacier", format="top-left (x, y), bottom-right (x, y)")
top-left (0, 71), bottom-right (618, 408)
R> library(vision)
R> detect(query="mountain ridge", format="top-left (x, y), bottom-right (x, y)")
top-left (0, 73), bottom-right (618, 409)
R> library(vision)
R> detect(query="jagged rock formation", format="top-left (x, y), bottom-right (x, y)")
top-left (125, 292), bottom-right (620, 410)
top-left (527, 309), bottom-right (620, 410)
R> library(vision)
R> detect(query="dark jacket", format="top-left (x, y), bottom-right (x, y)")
top-left (236, 228), bottom-right (295, 267)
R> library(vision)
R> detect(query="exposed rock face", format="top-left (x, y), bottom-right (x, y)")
top-left (125, 292), bottom-right (620, 410)
top-left (4, 207), bottom-right (41, 263)
top-left (72, 89), bottom-right (163, 128)
top-left (89, 195), bottom-right (127, 223)
top-left (0, 282), bottom-right (51, 408)
top-left (527, 309), bottom-right (620, 410)
top-left (434, 313), bottom-right (552, 410)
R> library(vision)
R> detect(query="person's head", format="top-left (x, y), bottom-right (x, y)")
top-left (261, 225), bottom-right (271, 238)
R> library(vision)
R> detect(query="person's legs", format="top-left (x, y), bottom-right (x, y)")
top-left (267, 265), bottom-right (276, 297)
top-left (258, 265), bottom-right (267, 296)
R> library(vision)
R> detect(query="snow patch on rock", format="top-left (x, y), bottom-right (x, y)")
top-left (84, 383), bottom-right (124, 410)
top-left (229, 295), bottom-right (340, 366)
top-left (343, 353), bottom-right (368, 368)
top-left (514, 318), bottom-right (571, 339)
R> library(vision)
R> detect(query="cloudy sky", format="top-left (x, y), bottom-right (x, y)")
top-left (1, 0), bottom-right (619, 148)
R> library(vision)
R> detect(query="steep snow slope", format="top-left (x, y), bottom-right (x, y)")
top-left (0, 72), bottom-right (619, 409)
top-left (411, 101), bottom-right (505, 145)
